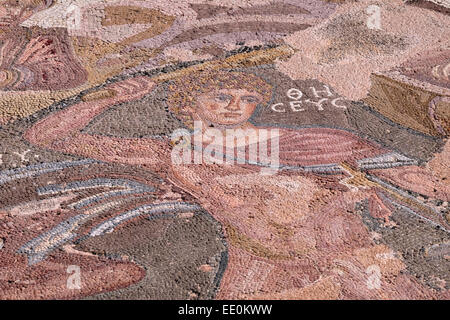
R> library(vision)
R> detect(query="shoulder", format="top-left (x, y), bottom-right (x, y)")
top-left (278, 127), bottom-right (377, 145)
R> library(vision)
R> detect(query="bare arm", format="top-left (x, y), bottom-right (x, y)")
top-left (369, 165), bottom-right (450, 202)
top-left (24, 76), bottom-right (171, 168)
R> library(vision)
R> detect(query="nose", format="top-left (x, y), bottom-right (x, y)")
top-left (224, 97), bottom-right (241, 111)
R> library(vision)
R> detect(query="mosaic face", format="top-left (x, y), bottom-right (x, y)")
top-left (193, 89), bottom-right (262, 126)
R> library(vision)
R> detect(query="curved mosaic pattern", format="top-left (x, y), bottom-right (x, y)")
top-left (0, 0), bottom-right (449, 300)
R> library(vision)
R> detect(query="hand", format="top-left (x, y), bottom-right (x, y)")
top-left (108, 76), bottom-right (156, 102)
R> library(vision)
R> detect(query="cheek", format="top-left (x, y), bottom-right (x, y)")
top-left (204, 101), bottom-right (229, 113)
top-left (242, 103), bottom-right (257, 115)
top-left (206, 102), bottom-right (220, 111)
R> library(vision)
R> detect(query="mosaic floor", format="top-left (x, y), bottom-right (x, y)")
top-left (0, 0), bottom-right (449, 300)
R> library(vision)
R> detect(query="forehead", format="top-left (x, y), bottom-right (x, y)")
top-left (201, 88), bottom-right (262, 96)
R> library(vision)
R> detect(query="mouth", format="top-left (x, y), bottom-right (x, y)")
top-left (221, 112), bottom-right (242, 118)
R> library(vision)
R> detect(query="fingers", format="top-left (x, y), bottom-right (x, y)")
top-left (109, 76), bottom-right (155, 97)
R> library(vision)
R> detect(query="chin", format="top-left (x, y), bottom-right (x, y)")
top-left (221, 121), bottom-right (244, 127)
top-left (221, 117), bottom-right (247, 124)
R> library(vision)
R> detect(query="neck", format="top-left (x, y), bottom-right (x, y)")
top-left (193, 119), bottom-right (256, 133)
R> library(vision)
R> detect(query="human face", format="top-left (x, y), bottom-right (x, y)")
top-left (194, 89), bottom-right (262, 126)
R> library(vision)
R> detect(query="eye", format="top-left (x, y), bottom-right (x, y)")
top-left (214, 94), bottom-right (232, 102)
top-left (241, 96), bottom-right (259, 103)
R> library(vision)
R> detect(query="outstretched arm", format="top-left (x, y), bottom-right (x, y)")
top-left (369, 165), bottom-right (449, 202)
top-left (24, 76), bottom-right (171, 169)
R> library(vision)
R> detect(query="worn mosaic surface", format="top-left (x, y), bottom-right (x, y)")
top-left (0, 0), bottom-right (449, 300)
